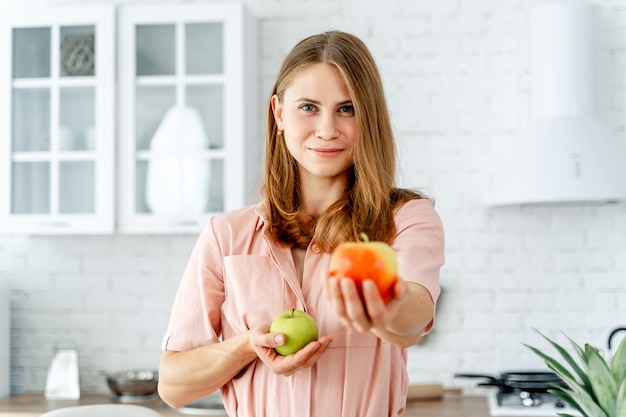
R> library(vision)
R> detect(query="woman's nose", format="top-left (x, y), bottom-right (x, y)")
top-left (315, 114), bottom-right (339, 141)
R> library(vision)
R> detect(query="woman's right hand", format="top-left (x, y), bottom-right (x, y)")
top-left (249, 325), bottom-right (333, 377)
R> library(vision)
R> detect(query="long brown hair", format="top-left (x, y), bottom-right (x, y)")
top-left (263, 30), bottom-right (424, 252)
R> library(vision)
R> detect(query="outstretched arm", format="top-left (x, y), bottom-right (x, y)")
top-left (324, 278), bottom-right (434, 347)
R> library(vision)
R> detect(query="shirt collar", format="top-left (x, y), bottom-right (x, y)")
top-left (253, 202), bottom-right (267, 232)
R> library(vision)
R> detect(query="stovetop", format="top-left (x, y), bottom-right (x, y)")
top-left (487, 391), bottom-right (582, 416)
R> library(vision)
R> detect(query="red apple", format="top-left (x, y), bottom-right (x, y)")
top-left (328, 233), bottom-right (398, 302)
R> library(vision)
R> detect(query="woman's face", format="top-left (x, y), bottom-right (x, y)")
top-left (272, 62), bottom-right (357, 184)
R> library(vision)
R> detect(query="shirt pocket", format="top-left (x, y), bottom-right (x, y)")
top-left (221, 255), bottom-right (297, 335)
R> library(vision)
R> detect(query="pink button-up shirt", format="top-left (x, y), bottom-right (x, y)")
top-left (163, 198), bottom-right (445, 417)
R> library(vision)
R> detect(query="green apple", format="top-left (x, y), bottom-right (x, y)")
top-left (269, 309), bottom-right (319, 356)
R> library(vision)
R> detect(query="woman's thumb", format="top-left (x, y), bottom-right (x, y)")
top-left (251, 325), bottom-right (285, 348)
top-left (269, 333), bottom-right (286, 348)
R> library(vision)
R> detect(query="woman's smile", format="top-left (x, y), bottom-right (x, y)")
top-left (307, 146), bottom-right (344, 157)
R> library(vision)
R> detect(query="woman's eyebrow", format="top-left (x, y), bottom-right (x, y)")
top-left (294, 97), bottom-right (320, 104)
top-left (294, 97), bottom-right (353, 106)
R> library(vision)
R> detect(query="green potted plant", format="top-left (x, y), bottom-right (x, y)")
top-left (524, 329), bottom-right (626, 417)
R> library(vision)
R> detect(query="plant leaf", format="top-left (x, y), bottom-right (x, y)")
top-left (524, 344), bottom-right (605, 417)
top-left (585, 344), bottom-right (617, 417)
top-left (548, 388), bottom-right (588, 417)
top-left (522, 343), bottom-right (578, 383)
top-left (563, 383), bottom-right (609, 417)
top-left (611, 333), bottom-right (626, 384)
top-left (532, 328), bottom-right (593, 391)
top-left (562, 332), bottom-right (594, 393)
top-left (564, 331), bottom-right (586, 361)
top-left (616, 379), bottom-right (626, 417)
top-left (524, 330), bottom-right (614, 417)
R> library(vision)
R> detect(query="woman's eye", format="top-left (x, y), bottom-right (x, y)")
top-left (339, 105), bottom-right (354, 114)
top-left (300, 104), bottom-right (316, 112)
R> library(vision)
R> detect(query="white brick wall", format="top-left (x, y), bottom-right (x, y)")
top-left (1, 234), bottom-right (195, 393)
top-left (1, 0), bottom-right (625, 396)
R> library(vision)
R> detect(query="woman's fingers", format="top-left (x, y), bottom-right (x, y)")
top-left (325, 276), bottom-right (408, 334)
top-left (263, 337), bottom-right (333, 376)
top-left (250, 324), bottom-right (334, 376)
top-left (341, 278), bottom-right (370, 332)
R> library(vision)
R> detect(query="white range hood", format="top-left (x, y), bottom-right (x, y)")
top-left (488, 0), bottom-right (626, 206)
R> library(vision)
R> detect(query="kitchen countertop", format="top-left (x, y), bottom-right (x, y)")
top-left (0, 394), bottom-right (210, 417)
top-left (405, 395), bottom-right (492, 416)
top-left (0, 393), bottom-right (493, 417)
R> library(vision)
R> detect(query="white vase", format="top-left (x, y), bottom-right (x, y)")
top-left (145, 105), bottom-right (210, 218)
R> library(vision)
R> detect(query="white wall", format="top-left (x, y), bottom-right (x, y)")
top-left (1, 0), bottom-right (625, 395)
top-left (0, 282), bottom-right (9, 398)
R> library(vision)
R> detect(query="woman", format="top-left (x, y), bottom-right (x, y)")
top-left (158, 30), bottom-right (445, 417)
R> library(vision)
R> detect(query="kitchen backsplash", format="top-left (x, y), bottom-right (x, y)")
top-left (0, 235), bottom-right (195, 393)
top-left (1, 0), bottom-right (625, 396)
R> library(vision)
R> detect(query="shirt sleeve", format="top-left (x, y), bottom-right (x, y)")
top-left (393, 198), bottom-right (445, 332)
top-left (162, 217), bottom-right (225, 351)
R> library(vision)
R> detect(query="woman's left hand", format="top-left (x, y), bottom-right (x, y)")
top-left (323, 277), bottom-right (408, 333)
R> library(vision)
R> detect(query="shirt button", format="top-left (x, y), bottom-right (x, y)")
top-left (311, 244), bottom-right (321, 253)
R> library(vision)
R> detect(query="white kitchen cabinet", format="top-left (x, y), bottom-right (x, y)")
top-left (0, 6), bottom-right (115, 234)
top-left (117, 3), bottom-right (259, 234)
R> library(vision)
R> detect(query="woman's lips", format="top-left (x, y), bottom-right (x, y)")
top-left (309, 147), bottom-right (343, 157)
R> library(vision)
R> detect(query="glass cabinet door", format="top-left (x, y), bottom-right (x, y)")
top-left (133, 21), bottom-right (225, 218)
top-left (118, 3), bottom-right (258, 233)
top-left (0, 6), bottom-right (115, 234)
